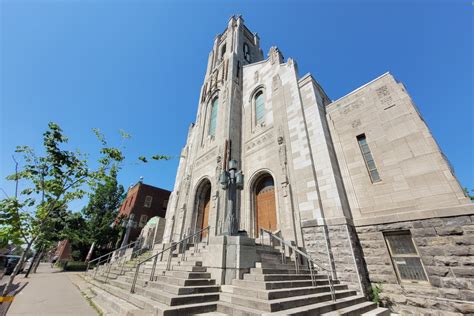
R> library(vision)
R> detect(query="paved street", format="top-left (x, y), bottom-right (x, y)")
top-left (7, 263), bottom-right (97, 316)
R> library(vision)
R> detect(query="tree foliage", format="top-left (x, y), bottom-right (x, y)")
top-left (82, 167), bottom-right (125, 253)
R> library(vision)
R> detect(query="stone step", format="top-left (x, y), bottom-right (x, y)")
top-left (265, 295), bottom-right (368, 315)
top-left (220, 289), bottom-right (357, 312)
top-left (155, 275), bottom-right (217, 287)
top-left (224, 284), bottom-right (348, 300)
top-left (361, 307), bottom-right (391, 315)
top-left (255, 262), bottom-right (304, 269)
top-left (217, 301), bottom-right (262, 316)
top-left (244, 273), bottom-right (322, 282)
top-left (109, 278), bottom-right (219, 306)
top-left (86, 278), bottom-right (149, 316)
top-left (121, 276), bottom-right (219, 295)
top-left (321, 300), bottom-right (378, 316)
top-left (233, 278), bottom-right (339, 290)
top-left (86, 276), bottom-right (217, 316)
top-left (164, 270), bottom-right (211, 279)
top-left (86, 276), bottom-right (169, 311)
top-left (250, 267), bottom-right (312, 275)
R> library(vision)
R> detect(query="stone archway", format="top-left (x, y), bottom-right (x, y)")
top-left (254, 174), bottom-right (277, 237)
top-left (194, 179), bottom-right (211, 239)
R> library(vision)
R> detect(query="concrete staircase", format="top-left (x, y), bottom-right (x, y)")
top-left (82, 241), bottom-right (390, 315)
top-left (216, 245), bottom-right (390, 316)
top-left (83, 243), bottom-right (220, 316)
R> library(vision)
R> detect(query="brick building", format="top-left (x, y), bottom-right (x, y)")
top-left (117, 181), bottom-right (170, 242)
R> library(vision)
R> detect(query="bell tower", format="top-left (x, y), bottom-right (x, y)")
top-left (192, 15), bottom-right (263, 235)
top-left (163, 16), bottom-right (263, 243)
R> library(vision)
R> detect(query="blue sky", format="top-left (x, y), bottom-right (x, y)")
top-left (1, 0), bottom-right (472, 211)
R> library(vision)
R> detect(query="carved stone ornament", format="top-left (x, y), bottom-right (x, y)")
top-left (376, 85), bottom-right (390, 98)
top-left (223, 87), bottom-right (228, 100)
top-left (272, 75), bottom-right (281, 91)
top-left (277, 136), bottom-right (284, 145)
top-left (351, 119), bottom-right (361, 128)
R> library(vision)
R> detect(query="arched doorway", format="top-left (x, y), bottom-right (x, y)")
top-left (194, 179), bottom-right (211, 239)
top-left (254, 174), bottom-right (277, 237)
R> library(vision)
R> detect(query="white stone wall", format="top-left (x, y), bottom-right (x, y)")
top-left (327, 73), bottom-right (470, 224)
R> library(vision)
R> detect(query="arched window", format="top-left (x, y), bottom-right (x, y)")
top-left (255, 91), bottom-right (265, 125)
top-left (209, 98), bottom-right (218, 137)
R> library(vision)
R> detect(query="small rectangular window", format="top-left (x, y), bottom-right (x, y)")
top-left (357, 134), bottom-right (381, 183)
top-left (139, 214), bottom-right (148, 228)
top-left (144, 195), bottom-right (153, 208)
top-left (162, 199), bottom-right (168, 210)
top-left (384, 231), bottom-right (428, 283)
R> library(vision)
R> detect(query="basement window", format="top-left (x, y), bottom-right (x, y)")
top-left (384, 231), bottom-right (429, 284)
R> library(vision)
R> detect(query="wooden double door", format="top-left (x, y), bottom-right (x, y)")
top-left (198, 188), bottom-right (211, 238)
top-left (255, 175), bottom-right (277, 237)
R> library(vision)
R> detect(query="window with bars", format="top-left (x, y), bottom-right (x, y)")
top-left (255, 91), bottom-right (265, 125)
top-left (357, 134), bottom-right (381, 183)
top-left (209, 98), bottom-right (218, 137)
top-left (384, 231), bottom-right (428, 283)
top-left (144, 195), bottom-right (153, 208)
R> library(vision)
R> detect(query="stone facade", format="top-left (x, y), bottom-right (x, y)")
top-left (356, 215), bottom-right (474, 315)
top-left (162, 16), bottom-right (474, 314)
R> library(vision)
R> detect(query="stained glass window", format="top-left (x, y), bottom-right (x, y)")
top-left (255, 91), bottom-right (265, 125)
top-left (209, 98), bottom-right (218, 137)
top-left (357, 134), bottom-right (381, 182)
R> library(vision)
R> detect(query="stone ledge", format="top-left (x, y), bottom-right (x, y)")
top-left (354, 204), bottom-right (474, 227)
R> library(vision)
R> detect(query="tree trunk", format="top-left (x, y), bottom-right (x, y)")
top-left (85, 242), bottom-right (95, 262)
top-left (25, 246), bottom-right (43, 278)
top-left (2, 241), bottom-right (32, 296)
top-left (32, 250), bottom-right (43, 273)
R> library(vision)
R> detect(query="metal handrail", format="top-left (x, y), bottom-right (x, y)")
top-left (260, 228), bottom-right (336, 301)
top-left (86, 240), bottom-right (139, 275)
top-left (130, 226), bottom-right (210, 293)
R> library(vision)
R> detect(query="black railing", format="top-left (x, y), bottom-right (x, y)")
top-left (260, 228), bottom-right (336, 302)
top-left (130, 226), bottom-right (210, 293)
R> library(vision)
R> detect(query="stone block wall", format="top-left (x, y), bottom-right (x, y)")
top-left (356, 215), bottom-right (474, 315)
top-left (302, 223), bottom-right (371, 294)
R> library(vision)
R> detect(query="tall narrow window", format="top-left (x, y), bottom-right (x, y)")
top-left (139, 214), bottom-right (148, 228)
top-left (255, 91), bottom-right (265, 125)
top-left (384, 231), bottom-right (428, 283)
top-left (209, 98), bottom-right (218, 137)
top-left (243, 43), bottom-right (251, 63)
top-left (357, 134), bottom-right (381, 182)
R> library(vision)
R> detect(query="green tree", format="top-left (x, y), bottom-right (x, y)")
top-left (0, 123), bottom-right (123, 296)
top-left (82, 167), bottom-right (125, 258)
top-left (463, 188), bottom-right (474, 201)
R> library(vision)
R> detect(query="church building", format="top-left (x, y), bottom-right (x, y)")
top-left (161, 16), bottom-right (473, 315)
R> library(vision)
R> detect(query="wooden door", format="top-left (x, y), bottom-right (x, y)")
top-left (255, 176), bottom-right (277, 237)
top-left (201, 191), bottom-right (210, 238)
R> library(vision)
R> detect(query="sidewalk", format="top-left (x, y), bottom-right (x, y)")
top-left (7, 263), bottom-right (97, 316)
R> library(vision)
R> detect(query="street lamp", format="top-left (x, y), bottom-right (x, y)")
top-left (220, 159), bottom-right (244, 236)
top-left (120, 213), bottom-right (136, 249)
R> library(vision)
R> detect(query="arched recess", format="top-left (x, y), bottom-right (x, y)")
top-left (252, 172), bottom-right (277, 237)
top-left (193, 178), bottom-right (212, 239)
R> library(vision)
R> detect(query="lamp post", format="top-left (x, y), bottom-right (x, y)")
top-left (120, 213), bottom-right (136, 249)
top-left (220, 160), bottom-right (244, 236)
